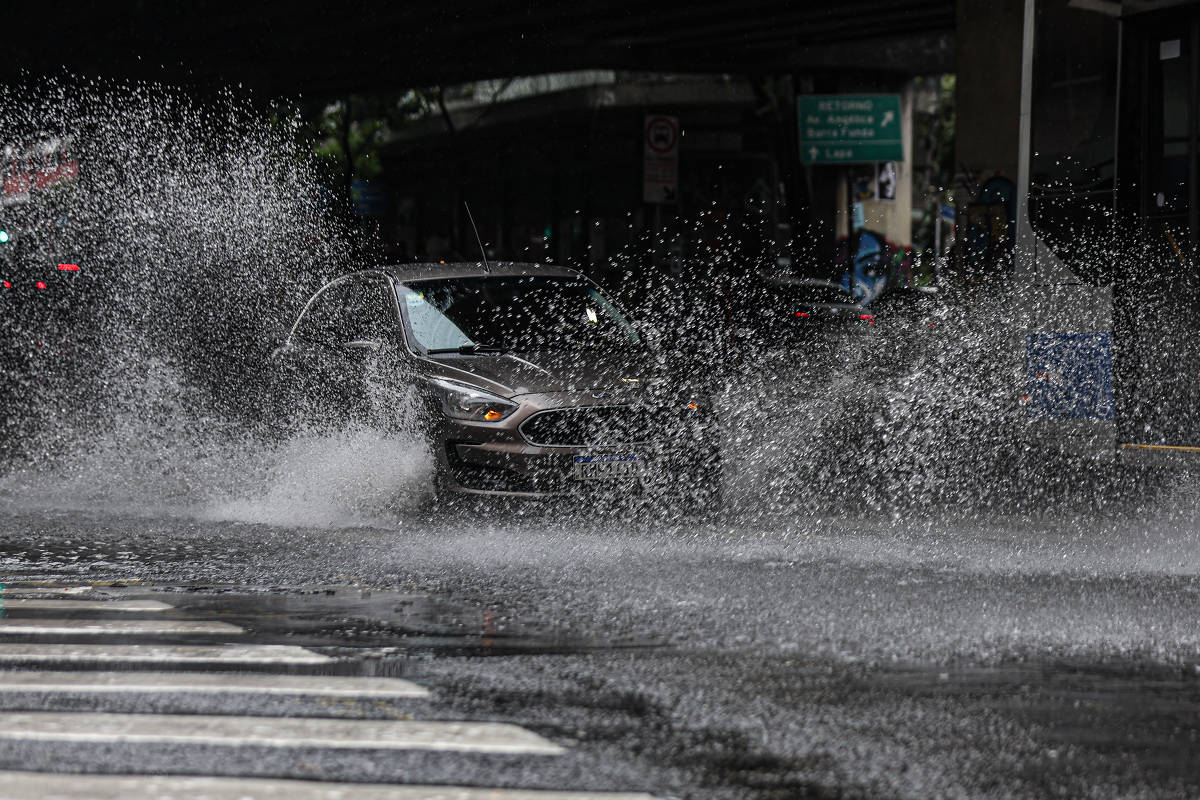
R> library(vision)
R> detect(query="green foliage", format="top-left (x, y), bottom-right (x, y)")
top-left (301, 89), bottom-right (451, 184)
top-left (315, 106), bottom-right (382, 180)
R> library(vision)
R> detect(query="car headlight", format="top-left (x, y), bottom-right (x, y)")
top-left (428, 378), bottom-right (518, 422)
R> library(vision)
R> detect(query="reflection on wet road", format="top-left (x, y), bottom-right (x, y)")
top-left (0, 502), bottom-right (1198, 798)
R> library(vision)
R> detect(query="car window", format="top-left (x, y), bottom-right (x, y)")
top-left (875, 290), bottom-right (940, 315)
top-left (402, 289), bottom-right (474, 351)
top-left (785, 284), bottom-right (856, 306)
top-left (292, 282), bottom-right (349, 344)
top-left (292, 276), bottom-right (399, 345)
top-left (342, 279), bottom-right (400, 341)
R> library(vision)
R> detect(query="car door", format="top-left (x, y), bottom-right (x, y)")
top-left (274, 273), bottom-right (403, 429)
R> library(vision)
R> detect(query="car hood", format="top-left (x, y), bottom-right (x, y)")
top-left (419, 348), bottom-right (657, 398)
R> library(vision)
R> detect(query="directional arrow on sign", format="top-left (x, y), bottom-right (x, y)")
top-left (809, 146), bottom-right (819, 161)
top-left (881, 110), bottom-right (895, 127)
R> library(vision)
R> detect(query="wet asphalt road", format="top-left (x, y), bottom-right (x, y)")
top-left (1, 500), bottom-right (1200, 799)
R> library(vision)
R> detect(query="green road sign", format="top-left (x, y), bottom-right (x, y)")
top-left (798, 94), bottom-right (903, 164)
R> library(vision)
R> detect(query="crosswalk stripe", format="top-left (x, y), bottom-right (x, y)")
top-left (0, 712), bottom-right (567, 755)
top-left (0, 771), bottom-right (659, 800)
top-left (0, 599), bottom-right (173, 611)
top-left (0, 586), bottom-right (92, 597)
top-left (0, 587), bottom-right (654, 798)
top-left (0, 671), bottom-right (430, 698)
top-left (0, 644), bottom-right (330, 664)
top-left (0, 619), bottom-right (243, 636)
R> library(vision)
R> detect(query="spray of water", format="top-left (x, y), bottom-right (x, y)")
top-left (0, 77), bottom-right (433, 525)
top-left (719, 282), bottom-right (1160, 522)
top-left (0, 77), bottom-right (1164, 530)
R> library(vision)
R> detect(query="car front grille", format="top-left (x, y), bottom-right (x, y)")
top-left (519, 405), bottom-right (674, 447)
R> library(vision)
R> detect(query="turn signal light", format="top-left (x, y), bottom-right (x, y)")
top-left (482, 409), bottom-right (505, 422)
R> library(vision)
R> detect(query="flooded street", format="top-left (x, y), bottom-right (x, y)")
top-left (1, 487), bottom-right (1198, 798)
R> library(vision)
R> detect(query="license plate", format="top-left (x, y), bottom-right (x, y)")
top-left (572, 454), bottom-right (647, 481)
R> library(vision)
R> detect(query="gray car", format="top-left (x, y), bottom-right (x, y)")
top-left (272, 262), bottom-right (721, 506)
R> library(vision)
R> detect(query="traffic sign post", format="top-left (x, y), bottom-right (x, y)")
top-left (643, 114), bottom-right (679, 204)
top-left (798, 94), bottom-right (903, 165)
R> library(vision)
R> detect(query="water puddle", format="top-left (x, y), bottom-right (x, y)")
top-left (0, 580), bottom-right (667, 661)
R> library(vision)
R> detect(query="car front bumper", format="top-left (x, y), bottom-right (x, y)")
top-left (431, 394), bottom-right (720, 499)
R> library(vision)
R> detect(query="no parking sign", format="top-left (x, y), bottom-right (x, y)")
top-left (643, 114), bottom-right (679, 204)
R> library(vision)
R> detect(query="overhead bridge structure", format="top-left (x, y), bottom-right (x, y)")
top-left (4, 2), bottom-right (953, 96)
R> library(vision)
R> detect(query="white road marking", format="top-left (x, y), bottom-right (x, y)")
top-left (0, 619), bottom-right (242, 636)
top-left (0, 587), bottom-right (92, 597)
top-left (0, 712), bottom-right (567, 755)
top-left (0, 599), bottom-right (173, 611)
top-left (0, 671), bottom-right (429, 698)
top-left (0, 644), bottom-right (330, 665)
top-left (0, 772), bottom-right (658, 800)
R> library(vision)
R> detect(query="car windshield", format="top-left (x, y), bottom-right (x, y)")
top-left (397, 275), bottom-right (640, 354)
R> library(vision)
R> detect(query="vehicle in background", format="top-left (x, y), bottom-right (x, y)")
top-left (271, 262), bottom-right (722, 508)
top-left (773, 277), bottom-right (871, 323)
top-left (867, 285), bottom-right (944, 331)
top-left (729, 275), bottom-right (875, 353)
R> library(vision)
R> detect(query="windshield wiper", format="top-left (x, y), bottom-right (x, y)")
top-left (426, 343), bottom-right (506, 355)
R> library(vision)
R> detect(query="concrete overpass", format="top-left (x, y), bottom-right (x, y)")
top-left (6, 2), bottom-right (954, 97)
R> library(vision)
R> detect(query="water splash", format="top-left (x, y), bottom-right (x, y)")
top-left (0, 77), bottom-right (350, 451)
top-left (201, 428), bottom-right (432, 528)
top-left (0, 77), bottom-right (1153, 528)
top-left (0, 78), bottom-right (436, 526)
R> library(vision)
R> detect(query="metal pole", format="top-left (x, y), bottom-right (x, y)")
top-left (1014, 0), bottom-right (1038, 283)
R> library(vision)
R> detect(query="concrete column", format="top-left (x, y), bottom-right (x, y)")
top-left (830, 83), bottom-right (915, 246)
top-left (955, 0), bottom-right (1025, 182)
top-left (857, 82), bottom-right (915, 246)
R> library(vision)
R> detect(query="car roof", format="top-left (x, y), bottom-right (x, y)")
top-left (379, 261), bottom-right (581, 282)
